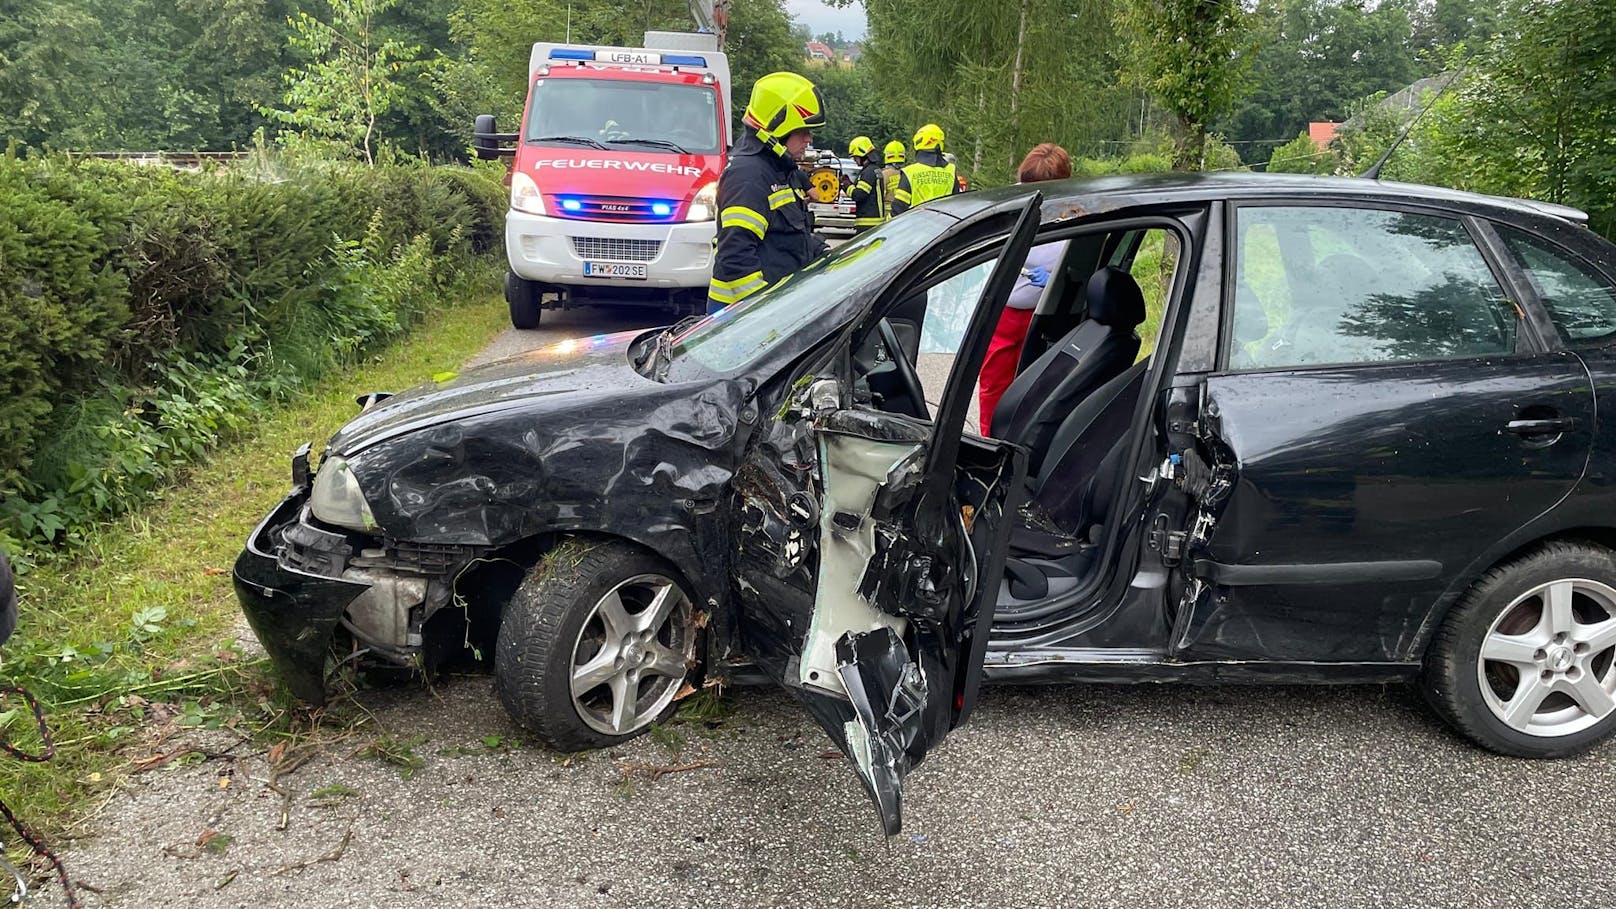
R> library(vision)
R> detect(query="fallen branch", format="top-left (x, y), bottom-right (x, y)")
top-left (272, 829), bottom-right (352, 876)
top-left (613, 759), bottom-right (716, 782)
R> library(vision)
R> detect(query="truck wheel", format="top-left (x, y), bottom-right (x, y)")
top-left (495, 538), bottom-right (698, 751)
top-left (505, 272), bottom-right (543, 330)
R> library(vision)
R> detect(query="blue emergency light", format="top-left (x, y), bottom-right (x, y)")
top-left (663, 54), bottom-right (708, 67)
top-left (549, 48), bottom-right (595, 61)
top-left (651, 202), bottom-right (673, 217)
top-left (560, 198), bottom-right (583, 212)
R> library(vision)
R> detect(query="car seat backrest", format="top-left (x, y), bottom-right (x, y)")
top-left (990, 266), bottom-right (1146, 475)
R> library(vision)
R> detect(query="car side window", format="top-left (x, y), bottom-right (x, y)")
top-left (1497, 226), bottom-right (1616, 345)
top-left (1228, 206), bottom-right (1517, 370)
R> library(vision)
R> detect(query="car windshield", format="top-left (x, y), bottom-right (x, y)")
top-left (666, 210), bottom-right (957, 378)
top-left (525, 78), bottom-right (720, 155)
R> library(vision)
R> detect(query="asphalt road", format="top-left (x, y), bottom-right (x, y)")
top-left (36, 306), bottom-right (1616, 908)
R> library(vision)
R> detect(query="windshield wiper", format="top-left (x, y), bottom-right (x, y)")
top-left (610, 137), bottom-right (691, 154)
top-left (530, 135), bottom-right (608, 149)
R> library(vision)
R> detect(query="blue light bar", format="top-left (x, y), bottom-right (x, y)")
top-left (549, 48), bottom-right (595, 61)
top-left (663, 54), bottom-right (708, 67)
top-left (560, 198), bottom-right (583, 212)
top-left (650, 202), bottom-right (673, 216)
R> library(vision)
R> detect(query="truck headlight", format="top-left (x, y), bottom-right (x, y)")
top-left (686, 181), bottom-right (717, 221)
top-left (511, 172), bottom-right (545, 215)
top-left (309, 455), bottom-right (378, 532)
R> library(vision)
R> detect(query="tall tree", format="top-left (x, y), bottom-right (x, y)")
top-left (1118, 0), bottom-right (1258, 170)
top-left (263, 0), bottom-right (424, 163)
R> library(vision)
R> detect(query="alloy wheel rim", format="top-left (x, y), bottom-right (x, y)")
top-left (570, 573), bottom-right (694, 736)
top-left (1477, 577), bottom-right (1616, 738)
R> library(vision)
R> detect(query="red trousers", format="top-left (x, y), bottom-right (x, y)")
top-left (977, 306), bottom-right (1035, 437)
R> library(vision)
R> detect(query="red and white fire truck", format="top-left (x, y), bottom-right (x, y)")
top-left (474, 31), bottom-right (731, 328)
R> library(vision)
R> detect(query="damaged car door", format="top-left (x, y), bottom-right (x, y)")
top-left (1167, 203), bottom-right (1595, 664)
top-left (730, 195), bottom-right (1042, 835)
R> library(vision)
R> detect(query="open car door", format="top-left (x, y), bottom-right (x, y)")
top-left (730, 193), bottom-right (1043, 835)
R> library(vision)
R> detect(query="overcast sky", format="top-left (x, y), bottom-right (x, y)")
top-left (783, 0), bottom-right (868, 40)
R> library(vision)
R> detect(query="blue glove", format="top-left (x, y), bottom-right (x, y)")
top-left (1022, 265), bottom-right (1050, 288)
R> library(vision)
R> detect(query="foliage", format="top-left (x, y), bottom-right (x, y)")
top-left (1266, 132), bottom-right (1334, 174)
top-left (263, 0), bottom-right (427, 164)
top-left (860, 0), bottom-right (1136, 186)
top-left (0, 295), bottom-right (509, 841)
top-left (0, 152), bottom-right (504, 550)
top-left (1224, 0), bottom-right (1423, 164)
top-left (1117, 0), bottom-right (1258, 170)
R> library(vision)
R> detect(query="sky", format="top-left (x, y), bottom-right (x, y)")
top-left (783, 0), bottom-right (868, 40)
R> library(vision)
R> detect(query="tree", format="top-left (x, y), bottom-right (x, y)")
top-left (858, 0), bottom-right (1134, 185)
top-left (726, 0), bottom-right (801, 105)
top-left (264, 0), bottom-right (424, 163)
top-left (1118, 0), bottom-right (1258, 170)
top-left (1266, 131), bottom-right (1334, 173)
top-left (1224, 0), bottom-right (1424, 165)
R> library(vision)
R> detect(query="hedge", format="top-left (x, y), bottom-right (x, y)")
top-left (0, 152), bottom-right (506, 552)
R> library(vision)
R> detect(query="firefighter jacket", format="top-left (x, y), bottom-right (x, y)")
top-left (849, 159), bottom-right (888, 229)
top-left (707, 131), bottom-right (828, 311)
top-left (891, 149), bottom-right (960, 214)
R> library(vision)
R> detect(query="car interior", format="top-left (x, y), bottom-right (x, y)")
top-left (851, 222), bottom-right (1180, 624)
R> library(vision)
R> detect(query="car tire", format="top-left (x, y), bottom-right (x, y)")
top-left (1423, 541), bottom-right (1616, 757)
top-left (494, 537), bottom-right (698, 751)
top-left (505, 272), bottom-right (543, 330)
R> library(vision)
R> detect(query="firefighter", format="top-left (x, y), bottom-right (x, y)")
top-left (847, 136), bottom-right (887, 232)
top-left (881, 140), bottom-right (906, 213)
top-left (707, 71), bottom-right (829, 314)
top-left (891, 123), bottom-right (960, 214)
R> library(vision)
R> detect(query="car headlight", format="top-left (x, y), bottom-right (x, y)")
top-left (686, 181), bottom-right (717, 221)
top-left (309, 455), bottom-right (378, 531)
top-left (511, 172), bottom-right (545, 215)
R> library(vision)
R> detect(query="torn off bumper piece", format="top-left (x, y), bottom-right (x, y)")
top-left (233, 491), bottom-right (368, 704)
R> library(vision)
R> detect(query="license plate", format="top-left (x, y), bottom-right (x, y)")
top-left (583, 261), bottom-right (647, 280)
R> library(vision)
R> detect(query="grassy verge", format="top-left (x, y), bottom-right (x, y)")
top-left (0, 290), bottom-right (510, 848)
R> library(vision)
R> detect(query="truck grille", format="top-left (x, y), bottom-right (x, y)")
top-left (571, 237), bottom-right (662, 262)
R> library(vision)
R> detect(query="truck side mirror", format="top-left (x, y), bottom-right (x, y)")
top-left (472, 114), bottom-right (516, 161)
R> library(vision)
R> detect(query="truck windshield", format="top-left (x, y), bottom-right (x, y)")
top-left (664, 210), bottom-right (958, 379)
top-left (526, 78), bottom-right (721, 155)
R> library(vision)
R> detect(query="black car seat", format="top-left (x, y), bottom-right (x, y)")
top-left (989, 266), bottom-right (1147, 476)
top-left (996, 361), bottom-right (1148, 604)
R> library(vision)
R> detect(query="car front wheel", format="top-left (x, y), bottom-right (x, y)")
top-left (1424, 541), bottom-right (1616, 757)
top-left (495, 538), bottom-right (697, 751)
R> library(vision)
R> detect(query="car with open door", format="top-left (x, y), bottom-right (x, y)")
top-left (235, 174), bottom-right (1616, 835)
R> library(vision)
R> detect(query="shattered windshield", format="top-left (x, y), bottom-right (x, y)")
top-left (666, 211), bottom-right (956, 379)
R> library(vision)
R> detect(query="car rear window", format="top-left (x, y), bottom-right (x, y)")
top-left (1229, 206), bottom-right (1518, 370)
top-left (1497, 226), bottom-right (1616, 345)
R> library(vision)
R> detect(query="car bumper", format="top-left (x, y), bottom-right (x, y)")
top-left (233, 490), bottom-right (370, 704)
top-left (505, 210), bottom-right (715, 290)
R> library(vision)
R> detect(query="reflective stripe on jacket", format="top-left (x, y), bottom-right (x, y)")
top-left (708, 131), bottom-right (827, 311)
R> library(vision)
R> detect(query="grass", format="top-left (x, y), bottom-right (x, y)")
top-left (0, 288), bottom-right (509, 851)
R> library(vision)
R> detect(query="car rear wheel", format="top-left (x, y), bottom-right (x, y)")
top-left (505, 271), bottom-right (543, 330)
top-left (1424, 541), bottom-right (1616, 757)
top-left (495, 538), bottom-right (697, 751)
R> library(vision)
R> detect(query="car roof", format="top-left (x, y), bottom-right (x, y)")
top-left (926, 172), bottom-right (1591, 227)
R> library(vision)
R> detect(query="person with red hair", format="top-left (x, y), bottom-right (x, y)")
top-left (979, 143), bottom-right (1073, 434)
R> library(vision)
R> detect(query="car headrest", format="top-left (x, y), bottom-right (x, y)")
top-left (1318, 253), bottom-right (1372, 290)
top-left (1085, 266), bottom-right (1146, 330)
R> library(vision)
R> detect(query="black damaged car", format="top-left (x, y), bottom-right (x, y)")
top-left (236, 174), bottom-right (1616, 834)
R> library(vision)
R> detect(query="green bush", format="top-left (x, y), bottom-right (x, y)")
top-left (0, 152), bottom-right (504, 551)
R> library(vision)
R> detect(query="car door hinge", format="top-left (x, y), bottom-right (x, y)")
top-left (1148, 515), bottom-right (1186, 566)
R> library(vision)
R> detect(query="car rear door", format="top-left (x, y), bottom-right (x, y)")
top-left (1166, 202), bottom-right (1595, 664)
top-left (730, 194), bottom-right (1041, 835)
